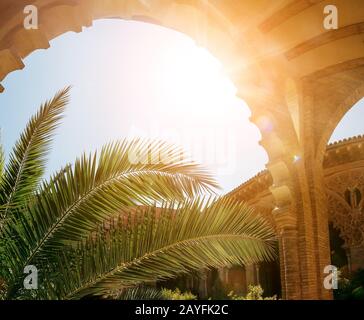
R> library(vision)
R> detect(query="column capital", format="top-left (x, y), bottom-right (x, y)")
top-left (273, 206), bottom-right (297, 232)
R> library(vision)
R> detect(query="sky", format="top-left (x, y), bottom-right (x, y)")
top-left (0, 19), bottom-right (363, 194)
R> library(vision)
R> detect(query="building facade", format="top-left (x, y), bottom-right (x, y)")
top-left (227, 135), bottom-right (364, 297)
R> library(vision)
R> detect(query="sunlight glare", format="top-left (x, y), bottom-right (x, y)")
top-left (0, 20), bottom-right (267, 193)
top-left (158, 43), bottom-right (239, 120)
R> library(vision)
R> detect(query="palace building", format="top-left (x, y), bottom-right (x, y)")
top-left (225, 135), bottom-right (364, 298)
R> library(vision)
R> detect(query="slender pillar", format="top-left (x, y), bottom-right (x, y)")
top-left (275, 208), bottom-right (302, 299)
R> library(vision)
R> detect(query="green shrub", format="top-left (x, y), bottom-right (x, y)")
top-left (161, 288), bottom-right (197, 300)
top-left (335, 268), bottom-right (364, 300)
top-left (228, 285), bottom-right (277, 300)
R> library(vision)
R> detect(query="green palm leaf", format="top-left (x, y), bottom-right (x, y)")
top-left (0, 87), bottom-right (70, 220)
top-left (3, 140), bottom-right (218, 296)
top-left (37, 197), bottom-right (276, 300)
top-left (112, 286), bottom-right (164, 300)
top-left (1, 88), bottom-right (276, 301)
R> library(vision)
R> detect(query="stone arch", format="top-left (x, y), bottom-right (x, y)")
top-left (0, 0), bottom-right (244, 92)
top-left (239, 69), bottom-right (302, 215)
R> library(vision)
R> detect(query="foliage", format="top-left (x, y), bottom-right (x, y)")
top-left (108, 287), bottom-right (196, 300)
top-left (0, 88), bottom-right (277, 300)
top-left (334, 268), bottom-right (364, 300)
top-left (228, 285), bottom-right (277, 300)
top-left (112, 286), bottom-right (164, 300)
top-left (161, 288), bottom-right (197, 300)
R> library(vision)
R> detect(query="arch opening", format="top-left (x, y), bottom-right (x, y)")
top-left (329, 97), bottom-right (364, 144)
top-left (0, 18), bottom-right (267, 194)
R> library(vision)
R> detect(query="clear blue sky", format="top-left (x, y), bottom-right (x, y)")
top-left (0, 20), bottom-right (363, 193)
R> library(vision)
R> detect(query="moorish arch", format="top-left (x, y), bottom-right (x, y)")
top-left (1, 0), bottom-right (364, 299)
top-left (325, 136), bottom-right (364, 273)
top-left (317, 84), bottom-right (364, 165)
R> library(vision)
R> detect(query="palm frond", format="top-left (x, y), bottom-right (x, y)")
top-left (2, 139), bottom-right (218, 295)
top-left (112, 286), bottom-right (163, 300)
top-left (0, 87), bottom-right (70, 220)
top-left (36, 197), bottom-right (276, 300)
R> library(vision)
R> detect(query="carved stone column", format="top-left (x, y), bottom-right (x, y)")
top-left (235, 68), bottom-right (333, 300)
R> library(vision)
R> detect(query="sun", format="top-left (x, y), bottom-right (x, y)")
top-left (157, 41), bottom-right (238, 120)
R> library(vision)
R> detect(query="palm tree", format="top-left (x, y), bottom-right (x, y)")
top-left (0, 88), bottom-right (276, 300)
